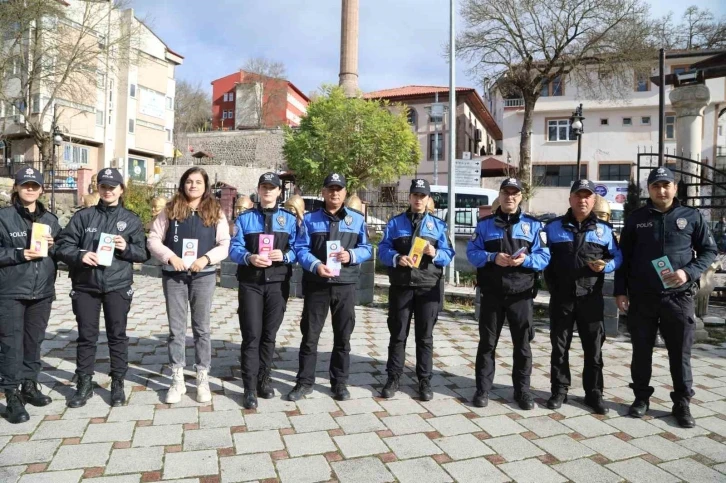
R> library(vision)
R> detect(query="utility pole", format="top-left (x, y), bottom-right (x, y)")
top-left (446, 0), bottom-right (456, 285)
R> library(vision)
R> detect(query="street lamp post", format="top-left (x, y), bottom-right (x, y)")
top-left (50, 124), bottom-right (63, 214)
top-left (570, 104), bottom-right (585, 179)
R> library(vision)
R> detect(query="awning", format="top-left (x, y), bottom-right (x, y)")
top-left (480, 157), bottom-right (517, 177)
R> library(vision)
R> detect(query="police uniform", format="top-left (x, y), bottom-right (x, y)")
top-left (55, 168), bottom-right (149, 408)
top-left (0, 168), bottom-right (60, 424)
top-left (289, 173), bottom-right (372, 401)
top-left (466, 178), bottom-right (550, 409)
top-left (377, 179), bottom-right (455, 400)
top-left (615, 167), bottom-right (717, 426)
top-left (543, 180), bottom-right (622, 414)
top-left (229, 173), bottom-right (299, 409)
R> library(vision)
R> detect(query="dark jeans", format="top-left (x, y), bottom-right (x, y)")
top-left (239, 281), bottom-right (289, 389)
top-left (386, 284), bottom-right (441, 380)
top-left (549, 291), bottom-right (605, 395)
top-left (476, 291), bottom-right (533, 393)
top-left (628, 291), bottom-right (696, 404)
top-left (71, 288), bottom-right (132, 378)
top-left (0, 297), bottom-right (53, 391)
top-left (297, 283), bottom-right (356, 386)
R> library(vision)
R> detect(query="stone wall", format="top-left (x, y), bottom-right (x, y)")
top-left (174, 129), bottom-right (285, 168)
top-left (163, 129), bottom-right (286, 195)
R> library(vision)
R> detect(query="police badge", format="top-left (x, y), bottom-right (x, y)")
top-left (117, 221), bottom-right (127, 232)
top-left (344, 215), bottom-right (353, 226)
top-left (426, 221), bottom-right (434, 231)
top-left (595, 225), bottom-right (604, 239)
top-left (521, 222), bottom-right (531, 236)
top-left (277, 215), bottom-right (286, 227)
top-left (676, 218), bottom-right (687, 230)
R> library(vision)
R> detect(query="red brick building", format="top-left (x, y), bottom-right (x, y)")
top-left (211, 71), bottom-right (309, 130)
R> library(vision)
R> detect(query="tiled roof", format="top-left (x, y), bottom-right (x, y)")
top-left (364, 85), bottom-right (502, 140)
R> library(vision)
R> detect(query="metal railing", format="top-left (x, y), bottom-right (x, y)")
top-left (0, 160), bottom-right (78, 190)
top-left (504, 98), bottom-right (524, 108)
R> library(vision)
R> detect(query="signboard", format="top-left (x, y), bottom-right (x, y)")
top-left (462, 151), bottom-right (472, 160)
top-left (430, 103), bottom-right (445, 119)
top-left (139, 87), bottom-right (165, 119)
top-left (454, 159), bottom-right (480, 188)
top-left (593, 181), bottom-right (628, 204)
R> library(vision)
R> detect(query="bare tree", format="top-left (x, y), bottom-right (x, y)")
top-left (172, 80), bottom-right (210, 155)
top-left (237, 57), bottom-right (287, 129)
top-left (457, 0), bottom-right (653, 197)
top-left (0, 0), bottom-right (141, 165)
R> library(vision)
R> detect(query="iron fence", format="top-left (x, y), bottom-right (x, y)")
top-left (0, 160), bottom-right (78, 190)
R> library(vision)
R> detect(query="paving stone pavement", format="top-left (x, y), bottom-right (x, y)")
top-left (1, 274), bottom-right (726, 482)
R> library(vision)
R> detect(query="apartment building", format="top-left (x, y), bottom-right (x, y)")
top-left (211, 71), bottom-right (308, 130)
top-left (488, 49), bottom-right (726, 212)
top-left (0, 1), bottom-right (182, 185)
top-left (363, 85), bottom-right (502, 190)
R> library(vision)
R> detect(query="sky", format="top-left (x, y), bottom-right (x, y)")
top-left (129, 0), bottom-right (726, 97)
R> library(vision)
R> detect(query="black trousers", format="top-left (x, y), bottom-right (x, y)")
top-left (549, 291), bottom-right (605, 396)
top-left (238, 280), bottom-right (289, 389)
top-left (0, 297), bottom-right (53, 391)
top-left (476, 291), bottom-right (533, 393)
top-left (297, 282), bottom-right (356, 386)
top-left (628, 291), bottom-right (696, 405)
top-left (386, 284), bottom-right (441, 380)
top-left (71, 288), bottom-right (132, 379)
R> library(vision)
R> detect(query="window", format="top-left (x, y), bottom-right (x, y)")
top-left (96, 109), bottom-right (104, 126)
top-left (623, 117), bottom-right (632, 126)
top-left (455, 211), bottom-right (473, 226)
top-left (222, 93), bottom-right (227, 102)
top-left (63, 144), bottom-right (89, 165)
top-left (547, 119), bottom-right (576, 142)
top-left (672, 65), bottom-right (691, 76)
top-left (600, 118), bottom-right (609, 126)
top-left (635, 73), bottom-right (650, 92)
top-left (31, 94), bottom-right (40, 113)
top-left (599, 163), bottom-right (631, 181)
top-left (641, 116), bottom-right (651, 125)
top-left (166, 128), bottom-right (172, 142)
top-left (665, 114), bottom-right (676, 140)
top-left (407, 108), bottom-right (418, 131)
top-left (128, 119), bottom-right (134, 133)
top-left (534, 164), bottom-right (587, 187)
top-left (129, 83), bottom-right (136, 98)
top-left (430, 193), bottom-right (491, 210)
top-left (223, 92), bottom-right (234, 102)
top-left (540, 76), bottom-right (564, 97)
top-left (429, 133), bottom-right (444, 160)
top-left (166, 97), bottom-right (173, 110)
top-left (229, 92), bottom-right (234, 102)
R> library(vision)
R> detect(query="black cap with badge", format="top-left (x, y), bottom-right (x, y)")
top-left (323, 173), bottom-right (346, 188)
top-left (500, 177), bottom-right (522, 192)
top-left (410, 178), bottom-right (430, 196)
top-left (570, 179), bottom-right (596, 194)
top-left (258, 172), bottom-right (281, 188)
top-left (15, 167), bottom-right (43, 186)
top-left (97, 168), bottom-right (124, 187)
top-left (647, 166), bottom-right (675, 185)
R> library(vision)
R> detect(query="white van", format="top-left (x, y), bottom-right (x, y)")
top-left (429, 185), bottom-right (499, 235)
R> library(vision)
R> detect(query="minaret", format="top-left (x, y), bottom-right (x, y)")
top-left (339, 0), bottom-right (359, 97)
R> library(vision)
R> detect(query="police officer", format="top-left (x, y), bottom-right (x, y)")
top-left (543, 180), bottom-right (622, 414)
top-left (55, 168), bottom-right (149, 408)
top-left (467, 178), bottom-right (549, 409)
top-left (0, 168), bottom-right (61, 424)
top-left (288, 173), bottom-right (372, 401)
top-left (229, 173), bottom-right (299, 409)
top-left (377, 179), bottom-right (455, 401)
top-left (615, 167), bottom-right (717, 428)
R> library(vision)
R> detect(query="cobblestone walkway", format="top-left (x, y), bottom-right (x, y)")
top-left (2, 275), bottom-right (726, 482)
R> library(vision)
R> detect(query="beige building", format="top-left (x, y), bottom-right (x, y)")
top-left (0, 1), bottom-right (182, 186)
top-left (363, 86), bottom-right (502, 191)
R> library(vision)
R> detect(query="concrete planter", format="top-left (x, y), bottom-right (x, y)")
top-left (140, 258), bottom-right (163, 278)
top-left (219, 258), bottom-right (238, 289)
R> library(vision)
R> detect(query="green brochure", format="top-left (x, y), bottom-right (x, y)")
top-left (651, 256), bottom-right (673, 288)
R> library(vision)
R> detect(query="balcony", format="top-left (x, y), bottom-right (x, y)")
top-left (718, 146), bottom-right (726, 157)
top-left (504, 98), bottom-right (524, 108)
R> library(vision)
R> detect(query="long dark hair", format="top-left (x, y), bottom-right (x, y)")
top-left (166, 167), bottom-right (222, 227)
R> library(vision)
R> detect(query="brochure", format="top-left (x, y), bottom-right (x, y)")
top-left (651, 255), bottom-right (674, 288)
top-left (258, 234), bottom-right (275, 260)
top-left (96, 233), bottom-right (115, 266)
top-left (409, 237), bottom-right (428, 268)
top-left (326, 240), bottom-right (342, 276)
top-left (30, 223), bottom-right (51, 257)
top-left (182, 238), bottom-right (199, 269)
